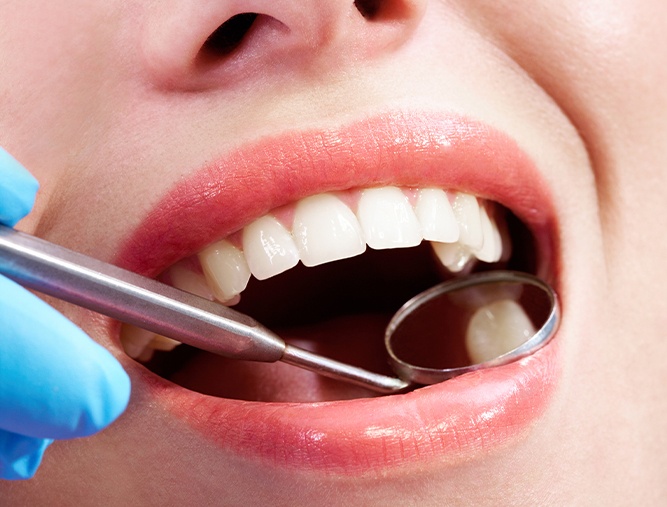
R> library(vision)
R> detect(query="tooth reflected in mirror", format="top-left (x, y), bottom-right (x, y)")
top-left (465, 299), bottom-right (536, 364)
top-left (385, 279), bottom-right (551, 373)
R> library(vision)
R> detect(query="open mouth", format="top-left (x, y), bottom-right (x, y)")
top-left (114, 111), bottom-right (559, 470)
top-left (120, 185), bottom-right (537, 402)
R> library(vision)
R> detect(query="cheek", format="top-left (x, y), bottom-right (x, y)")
top-left (0, 2), bottom-right (131, 226)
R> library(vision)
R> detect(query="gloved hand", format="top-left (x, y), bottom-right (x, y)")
top-left (0, 147), bottom-right (130, 480)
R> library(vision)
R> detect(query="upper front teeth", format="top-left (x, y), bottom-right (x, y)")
top-left (192, 186), bottom-right (504, 303)
top-left (357, 187), bottom-right (423, 249)
top-left (293, 193), bottom-right (366, 266)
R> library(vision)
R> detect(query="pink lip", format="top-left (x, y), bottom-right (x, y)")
top-left (117, 110), bottom-right (561, 473)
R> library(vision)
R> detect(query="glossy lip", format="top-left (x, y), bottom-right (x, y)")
top-left (116, 110), bottom-right (561, 473)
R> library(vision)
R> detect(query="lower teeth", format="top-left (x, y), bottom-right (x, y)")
top-left (465, 299), bottom-right (536, 364)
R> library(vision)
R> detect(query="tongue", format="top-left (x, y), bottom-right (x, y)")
top-left (169, 314), bottom-right (393, 402)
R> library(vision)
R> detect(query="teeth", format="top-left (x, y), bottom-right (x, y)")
top-left (414, 188), bottom-right (459, 243)
top-left (242, 215), bottom-right (300, 280)
top-left (191, 186), bottom-right (505, 304)
top-left (357, 187), bottom-right (422, 250)
top-left (147, 334), bottom-right (181, 352)
top-left (120, 325), bottom-right (155, 359)
top-left (166, 260), bottom-right (215, 300)
top-left (120, 325), bottom-right (181, 362)
top-left (292, 193), bottom-right (366, 266)
top-left (465, 299), bottom-right (536, 364)
top-left (452, 192), bottom-right (484, 250)
top-left (199, 240), bottom-right (251, 302)
top-left (431, 241), bottom-right (474, 273)
top-left (473, 207), bottom-right (503, 263)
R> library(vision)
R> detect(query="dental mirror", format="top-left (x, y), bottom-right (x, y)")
top-left (384, 271), bottom-right (560, 386)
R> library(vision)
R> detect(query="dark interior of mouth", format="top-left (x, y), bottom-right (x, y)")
top-left (139, 208), bottom-right (536, 402)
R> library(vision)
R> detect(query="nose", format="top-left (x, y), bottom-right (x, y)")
top-left (142, 0), bottom-right (427, 90)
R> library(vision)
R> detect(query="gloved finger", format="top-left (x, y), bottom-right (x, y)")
top-left (0, 147), bottom-right (39, 226)
top-left (0, 275), bottom-right (130, 440)
top-left (0, 430), bottom-right (52, 480)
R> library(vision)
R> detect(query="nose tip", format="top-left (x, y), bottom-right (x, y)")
top-left (142, 0), bottom-right (427, 90)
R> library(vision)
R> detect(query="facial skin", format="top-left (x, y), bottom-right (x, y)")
top-left (2, 0), bottom-right (667, 504)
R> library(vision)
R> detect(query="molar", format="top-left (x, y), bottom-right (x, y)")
top-left (356, 187), bottom-right (422, 250)
top-left (292, 193), bottom-right (366, 266)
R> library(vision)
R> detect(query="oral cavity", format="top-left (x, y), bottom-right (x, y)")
top-left (120, 185), bottom-right (508, 366)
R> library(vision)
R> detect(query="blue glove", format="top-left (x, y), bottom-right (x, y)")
top-left (0, 148), bottom-right (130, 480)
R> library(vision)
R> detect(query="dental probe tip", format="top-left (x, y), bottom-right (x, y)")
top-left (281, 344), bottom-right (411, 394)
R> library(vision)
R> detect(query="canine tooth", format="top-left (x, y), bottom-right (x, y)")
top-left (243, 215), bottom-right (299, 280)
top-left (473, 207), bottom-right (503, 263)
top-left (465, 299), bottom-right (536, 364)
top-left (357, 187), bottom-right (422, 249)
top-left (431, 241), bottom-right (474, 272)
top-left (167, 261), bottom-right (215, 300)
top-left (199, 240), bottom-right (251, 302)
top-left (414, 188), bottom-right (459, 243)
top-left (452, 193), bottom-right (484, 250)
top-left (120, 325), bottom-right (156, 360)
top-left (292, 193), bottom-right (366, 266)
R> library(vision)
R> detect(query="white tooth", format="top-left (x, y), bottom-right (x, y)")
top-left (199, 240), bottom-right (251, 302)
top-left (292, 193), bottom-right (366, 266)
top-left (242, 215), bottom-right (300, 280)
top-left (357, 187), bottom-right (422, 249)
top-left (498, 216), bottom-right (513, 262)
top-left (167, 261), bottom-right (215, 300)
top-left (431, 241), bottom-right (474, 273)
top-left (473, 207), bottom-right (503, 263)
top-left (465, 299), bottom-right (537, 364)
top-left (147, 334), bottom-right (181, 352)
top-left (135, 335), bottom-right (182, 362)
top-left (452, 193), bottom-right (484, 250)
top-left (120, 325), bottom-right (156, 360)
top-left (414, 188), bottom-right (459, 243)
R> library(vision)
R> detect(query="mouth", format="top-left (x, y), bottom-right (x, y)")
top-left (121, 186), bottom-right (532, 400)
top-left (114, 110), bottom-right (560, 471)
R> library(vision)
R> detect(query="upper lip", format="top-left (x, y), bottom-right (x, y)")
top-left (115, 109), bottom-right (561, 472)
top-left (116, 110), bottom-right (557, 280)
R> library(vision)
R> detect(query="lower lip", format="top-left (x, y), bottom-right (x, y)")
top-left (141, 340), bottom-right (558, 473)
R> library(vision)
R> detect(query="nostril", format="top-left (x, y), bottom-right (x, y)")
top-left (202, 13), bottom-right (258, 57)
top-left (355, 0), bottom-right (382, 19)
top-left (354, 0), bottom-right (422, 21)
